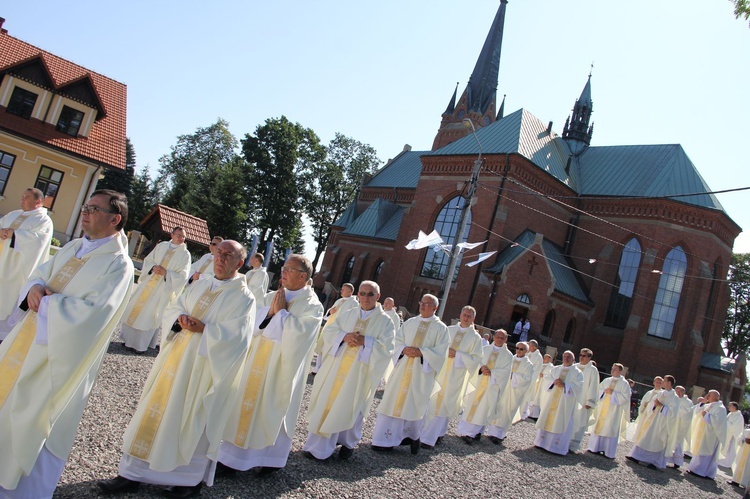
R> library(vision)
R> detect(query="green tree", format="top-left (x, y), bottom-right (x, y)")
top-left (97, 137), bottom-right (135, 196)
top-left (126, 166), bottom-right (160, 233)
top-left (305, 133), bottom-right (380, 270)
top-left (243, 116), bottom-right (325, 260)
top-left (724, 253), bottom-right (750, 358)
top-left (731, 0), bottom-right (750, 26)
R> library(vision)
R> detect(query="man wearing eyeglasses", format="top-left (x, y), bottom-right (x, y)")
top-left (488, 341), bottom-right (534, 443)
top-left (218, 254), bottom-right (323, 476)
top-left (371, 294), bottom-right (450, 454)
top-left (303, 281), bottom-right (395, 461)
top-left (534, 350), bottom-right (584, 455)
top-left (100, 240), bottom-right (254, 498)
top-left (120, 226), bottom-right (191, 353)
top-left (0, 190), bottom-right (134, 498)
top-left (0, 187), bottom-right (53, 341)
top-left (421, 305), bottom-right (483, 449)
top-left (188, 236), bottom-right (223, 284)
top-left (570, 348), bottom-right (599, 453)
top-left (457, 328), bottom-right (513, 444)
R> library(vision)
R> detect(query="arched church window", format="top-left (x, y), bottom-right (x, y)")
top-left (647, 246), bottom-right (687, 340)
top-left (604, 238), bottom-right (642, 329)
top-left (516, 293), bottom-right (531, 304)
top-left (373, 260), bottom-right (384, 283)
top-left (563, 318), bottom-right (576, 344)
top-left (541, 310), bottom-right (555, 338)
top-left (341, 255), bottom-right (355, 286)
top-left (420, 196), bottom-right (471, 281)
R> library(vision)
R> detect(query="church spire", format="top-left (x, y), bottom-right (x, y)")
top-left (443, 82), bottom-right (459, 115)
top-left (496, 94), bottom-right (506, 120)
top-left (562, 70), bottom-right (594, 155)
top-left (432, 0), bottom-right (508, 151)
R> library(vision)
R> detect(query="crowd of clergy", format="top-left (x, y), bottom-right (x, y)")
top-left (1, 187), bottom-right (749, 499)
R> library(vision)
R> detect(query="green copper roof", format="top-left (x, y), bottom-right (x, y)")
top-left (700, 352), bottom-right (735, 374)
top-left (365, 149), bottom-right (426, 189)
top-left (342, 198), bottom-right (404, 241)
top-left (484, 229), bottom-right (591, 304)
top-left (332, 200), bottom-right (358, 228)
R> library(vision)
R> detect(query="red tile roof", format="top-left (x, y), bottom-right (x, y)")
top-left (0, 30), bottom-right (126, 169)
top-left (141, 205), bottom-right (211, 247)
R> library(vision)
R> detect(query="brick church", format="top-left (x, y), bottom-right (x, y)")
top-left (318, 1), bottom-right (743, 399)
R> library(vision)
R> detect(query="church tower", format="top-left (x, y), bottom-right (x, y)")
top-left (432, 0), bottom-right (508, 151)
top-left (562, 73), bottom-right (594, 156)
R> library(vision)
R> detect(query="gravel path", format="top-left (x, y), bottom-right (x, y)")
top-left (54, 340), bottom-right (742, 498)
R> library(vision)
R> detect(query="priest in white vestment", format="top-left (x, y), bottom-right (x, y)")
top-left (570, 348), bottom-right (599, 452)
top-left (99, 240), bottom-right (254, 498)
top-left (731, 428), bottom-right (750, 488)
top-left (534, 350), bottom-right (584, 456)
top-left (383, 297), bottom-right (401, 332)
top-left (0, 188), bottom-right (53, 340)
top-left (519, 340), bottom-right (543, 419)
top-left (218, 254), bottom-right (323, 476)
top-left (370, 294), bottom-right (450, 454)
top-left (626, 374), bottom-right (679, 469)
top-left (422, 306), bottom-right (483, 448)
top-left (120, 227), bottom-right (191, 353)
top-left (635, 376), bottom-right (663, 425)
top-left (312, 283), bottom-right (358, 374)
top-left (457, 329), bottom-right (513, 444)
top-left (188, 236), bottom-right (222, 284)
top-left (302, 281), bottom-right (395, 460)
top-left (667, 385), bottom-right (694, 468)
top-left (686, 390), bottom-right (728, 479)
top-left (526, 353), bottom-right (553, 420)
top-left (488, 342), bottom-right (534, 443)
top-left (719, 402), bottom-right (744, 468)
top-left (0, 190), bottom-right (133, 499)
top-left (587, 363), bottom-right (631, 459)
top-left (245, 252), bottom-right (269, 303)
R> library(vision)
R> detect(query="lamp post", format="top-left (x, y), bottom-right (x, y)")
top-left (437, 119), bottom-right (483, 319)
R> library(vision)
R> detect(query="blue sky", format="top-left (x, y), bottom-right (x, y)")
top-left (5, 0), bottom-right (749, 256)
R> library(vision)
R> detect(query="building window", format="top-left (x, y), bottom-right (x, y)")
top-left (341, 256), bottom-right (355, 286)
top-left (373, 260), bottom-right (384, 283)
top-left (541, 310), bottom-right (555, 338)
top-left (6, 87), bottom-right (38, 119)
top-left (647, 246), bottom-right (687, 340)
top-left (604, 238), bottom-right (642, 329)
top-left (563, 318), bottom-right (576, 344)
top-left (35, 166), bottom-right (64, 210)
top-left (0, 150), bottom-right (16, 196)
top-left (516, 293), bottom-right (531, 304)
top-left (420, 195), bottom-right (470, 280)
top-left (56, 105), bottom-right (84, 136)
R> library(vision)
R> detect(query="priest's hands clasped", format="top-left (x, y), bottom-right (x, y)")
top-left (177, 314), bottom-right (205, 333)
top-left (27, 283), bottom-right (53, 312)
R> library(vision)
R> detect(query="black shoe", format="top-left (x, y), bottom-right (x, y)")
top-left (729, 480), bottom-right (741, 487)
top-left (162, 484), bottom-right (202, 498)
top-left (436, 436), bottom-right (444, 446)
top-left (647, 464), bottom-right (657, 470)
top-left (461, 435), bottom-right (474, 445)
top-left (672, 464), bottom-right (680, 470)
top-left (400, 437), bottom-right (413, 446)
top-left (97, 476), bottom-right (140, 494)
top-left (371, 445), bottom-right (393, 452)
top-left (625, 456), bottom-right (639, 464)
top-left (255, 466), bottom-right (281, 477)
top-left (410, 438), bottom-right (420, 455)
top-left (420, 442), bottom-right (434, 450)
top-left (214, 462), bottom-right (238, 478)
top-left (338, 446), bottom-right (354, 460)
top-left (488, 436), bottom-right (501, 445)
top-left (473, 433), bottom-right (481, 441)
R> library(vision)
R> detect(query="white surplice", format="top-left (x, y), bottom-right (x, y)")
top-left (587, 375), bottom-right (631, 458)
top-left (687, 400), bottom-right (728, 478)
top-left (570, 361), bottom-right (599, 451)
top-left (627, 388), bottom-right (679, 469)
top-left (245, 267), bottom-right (269, 303)
top-left (489, 354), bottom-right (533, 439)
top-left (534, 365), bottom-right (584, 455)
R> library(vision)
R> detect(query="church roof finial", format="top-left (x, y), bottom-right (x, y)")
top-left (443, 82), bottom-right (459, 115)
top-left (465, 0), bottom-right (508, 116)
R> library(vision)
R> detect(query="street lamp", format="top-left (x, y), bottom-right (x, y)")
top-left (437, 119), bottom-right (483, 319)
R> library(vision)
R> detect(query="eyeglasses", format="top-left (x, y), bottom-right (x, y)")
top-left (281, 266), bottom-right (306, 274)
top-left (516, 347), bottom-right (527, 351)
top-left (418, 301), bottom-right (436, 307)
top-left (210, 242), bottom-right (218, 246)
top-left (580, 353), bottom-right (591, 357)
top-left (81, 204), bottom-right (116, 215)
top-left (358, 291), bottom-right (376, 297)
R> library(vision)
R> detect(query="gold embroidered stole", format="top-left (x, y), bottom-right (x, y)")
top-left (690, 403), bottom-right (711, 455)
top-left (0, 254), bottom-right (87, 409)
top-left (0, 213), bottom-right (31, 258)
top-left (543, 367), bottom-right (570, 432)
top-left (128, 286), bottom-right (222, 460)
top-left (466, 348), bottom-right (501, 421)
top-left (198, 255), bottom-right (213, 274)
top-left (737, 438), bottom-right (750, 482)
top-left (125, 247), bottom-right (177, 325)
top-left (316, 316), bottom-right (370, 435)
top-left (593, 378), bottom-right (619, 435)
top-left (435, 329), bottom-right (468, 413)
top-left (634, 392), bottom-right (664, 444)
top-left (392, 320), bottom-right (430, 418)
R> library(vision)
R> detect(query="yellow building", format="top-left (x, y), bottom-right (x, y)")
top-left (0, 18), bottom-right (127, 243)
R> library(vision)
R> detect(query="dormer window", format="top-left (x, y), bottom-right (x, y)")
top-left (56, 105), bottom-right (84, 136)
top-left (7, 87), bottom-right (38, 119)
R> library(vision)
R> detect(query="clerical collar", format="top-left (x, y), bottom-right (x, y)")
top-left (23, 206), bottom-right (45, 215)
top-left (492, 344), bottom-right (504, 351)
top-left (284, 287), bottom-right (304, 301)
top-left (514, 356), bottom-right (523, 360)
top-left (169, 242), bottom-right (179, 249)
top-left (77, 233), bottom-right (117, 258)
top-left (210, 274), bottom-right (242, 291)
top-left (420, 314), bottom-right (437, 322)
top-left (360, 307), bottom-right (376, 319)
top-left (457, 324), bottom-right (471, 332)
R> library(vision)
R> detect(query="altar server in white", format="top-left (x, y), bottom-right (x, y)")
top-left (587, 363), bottom-right (631, 458)
top-left (686, 390), bottom-right (727, 480)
